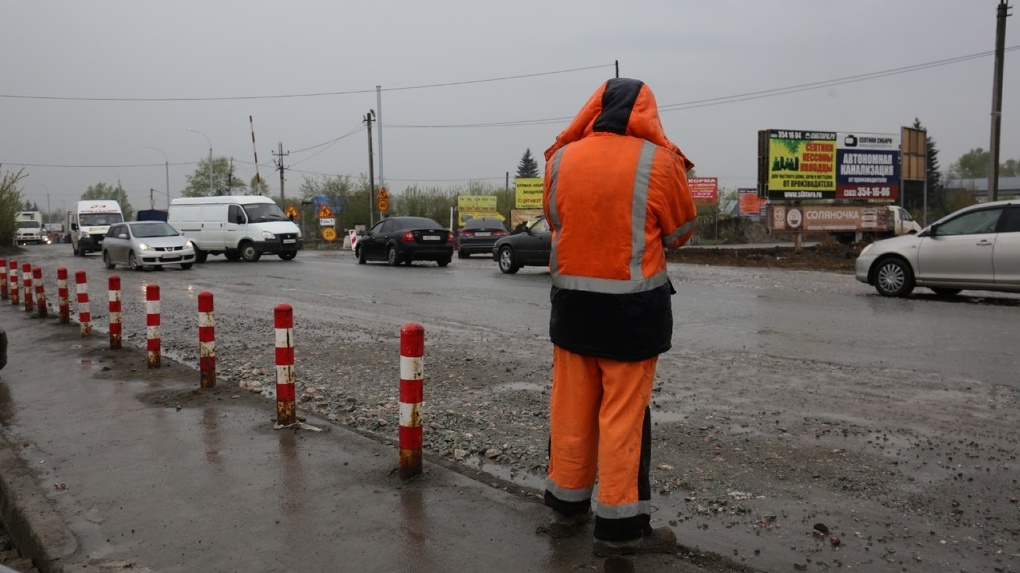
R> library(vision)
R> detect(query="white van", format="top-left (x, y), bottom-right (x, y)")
top-left (67, 200), bottom-right (125, 256)
top-left (167, 195), bottom-right (302, 263)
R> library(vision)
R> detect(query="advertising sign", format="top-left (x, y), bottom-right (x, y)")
top-left (835, 132), bottom-right (900, 201)
top-left (688, 177), bottom-right (718, 205)
top-left (765, 130), bottom-right (837, 199)
top-left (457, 195), bottom-right (502, 223)
top-left (737, 188), bottom-right (767, 217)
top-left (515, 177), bottom-right (544, 209)
top-left (767, 204), bottom-right (890, 233)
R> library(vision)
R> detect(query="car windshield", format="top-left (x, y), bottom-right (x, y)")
top-left (396, 217), bottom-right (442, 230)
top-left (17, 221), bottom-right (41, 229)
top-left (80, 213), bottom-right (124, 226)
top-left (131, 222), bottom-right (180, 238)
top-left (463, 219), bottom-right (506, 230)
top-left (243, 203), bottom-right (288, 222)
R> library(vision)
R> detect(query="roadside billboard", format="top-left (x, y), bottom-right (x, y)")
top-left (759, 129), bottom-right (900, 201)
top-left (737, 188), bottom-right (767, 217)
top-left (688, 177), bottom-right (718, 206)
top-left (457, 195), bottom-right (503, 223)
top-left (835, 132), bottom-right (900, 201)
top-left (515, 177), bottom-right (543, 209)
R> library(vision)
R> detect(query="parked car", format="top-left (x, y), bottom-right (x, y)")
top-left (855, 199), bottom-right (1020, 297)
top-left (101, 221), bottom-right (197, 271)
top-left (492, 216), bottom-right (552, 274)
top-left (0, 324), bottom-right (7, 371)
top-left (356, 216), bottom-right (454, 267)
top-left (456, 218), bottom-right (508, 258)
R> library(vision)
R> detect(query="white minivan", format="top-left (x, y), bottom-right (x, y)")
top-left (167, 195), bottom-right (302, 263)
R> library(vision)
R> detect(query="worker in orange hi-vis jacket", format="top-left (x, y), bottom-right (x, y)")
top-left (540, 77), bottom-right (697, 557)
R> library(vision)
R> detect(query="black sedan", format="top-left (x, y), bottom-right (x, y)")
top-left (492, 217), bottom-right (552, 274)
top-left (455, 217), bottom-right (508, 258)
top-left (356, 216), bottom-right (454, 267)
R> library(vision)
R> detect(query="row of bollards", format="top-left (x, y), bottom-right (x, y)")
top-left (2, 256), bottom-right (427, 480)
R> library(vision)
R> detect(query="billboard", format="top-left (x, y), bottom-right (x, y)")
top-left (737, 188), bottom-right (767, 217)
top-left (760, 129), bottom-right (900, 201)
top-left (835, 132), bottom-right (900, 200)
top-left (515, 177), bottom-right (543, 209)
top-left (688, 177), bottom-right (718, 205)
top-left (457, 195), bottom-right (502, 223)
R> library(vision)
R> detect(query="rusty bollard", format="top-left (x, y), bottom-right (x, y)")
top-left (108, 276), bottom-right (122, 349)
top-left (198, 292), bottom-right (216, 388)
top-left (146, 284), bottom-right (160, 368)
top-left (33, 267), bottom-right (47, 318)
top-left (399, 322), bottom-right (425, 480)
top-left (57, 267), bottom-right (70, 324)
top-left (75, 271), bottom-right (91, 337)
top-left (274, 304), bottom-right (296, 427)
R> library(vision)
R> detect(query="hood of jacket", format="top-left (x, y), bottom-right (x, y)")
top-left (544, 78), bottom-right (694, 171)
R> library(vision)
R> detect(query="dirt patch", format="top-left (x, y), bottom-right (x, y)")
top-left (668, 243), bottom-right (860, 273)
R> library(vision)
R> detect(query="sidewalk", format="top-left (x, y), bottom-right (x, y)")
top-left (0, 311), bottom-right (723, 573)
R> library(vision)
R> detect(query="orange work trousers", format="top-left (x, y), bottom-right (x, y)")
top-left (545, 345), bottom-right (656, 541)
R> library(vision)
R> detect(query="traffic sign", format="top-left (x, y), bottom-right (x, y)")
top-left (317, 203), bottom-right (334, 218)
top-left (378, 187), bottom-right (388, 200)
top-left (378, 199), bottom-right (389, 212)
top-left (285, 205), bottom-right (300, 220)
top-left (321, 227), bottom-right (337, 242)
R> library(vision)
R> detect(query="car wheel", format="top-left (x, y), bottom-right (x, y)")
top-left (930, 287), bottom-right (962, 297)
top-left (458, 249), bottom-right (469, 259)
top-left (278, 251), bottom-right (297, 261)
top-left (224, 250), bottom-right (242, 261)
top-left (180, 263), bottom-right (194, 270)
top-left (498, 246), bottom-right (520, 274)
top-left (387, 245), bottom-right (400, 267)
top-left (240, 242), bottom-right (261, 262)
top-left (873, 257), bottom-right (914, 297)
top-left (128, 251), bottom-right (142, 272)
top-left (357, 245), bottom-right (367, 265)
top-left (102, 251), bottom-right (116, 270)
top-left (194, 248), bottom-right (208, 264)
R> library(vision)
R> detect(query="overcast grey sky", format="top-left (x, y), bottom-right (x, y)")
top-left (2, 0), bottom-right (1016, 215)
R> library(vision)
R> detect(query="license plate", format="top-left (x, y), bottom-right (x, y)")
top-left (161, 255), bottom-right (181, 261)
top-left (476, 232), bottom-right (491, 237)
top-left (423, 235), bottom-right (440, 241)
top-left (283, 239), bottom-right (296, 244)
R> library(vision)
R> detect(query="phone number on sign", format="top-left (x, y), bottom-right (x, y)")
top-left (842, 186), bottom-right (893, 198)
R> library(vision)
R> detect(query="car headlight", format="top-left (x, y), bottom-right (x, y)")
top-left (185, 240), bottom-right (194, 249)
top-left (138, 242), bottom-right (151, 251)
top-left (262, 230), bottom-right (277, 240)
top-left (80, 231), bottom-right (90, 238)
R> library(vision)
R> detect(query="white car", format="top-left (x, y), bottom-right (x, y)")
top-left (102, 222), bottom-right (197, 271)
top-left (855, 199), bottom-right (1020, 297)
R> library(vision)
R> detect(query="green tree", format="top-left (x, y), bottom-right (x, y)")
top-left (250, 174), bottom-right (271, 196)
top-left (948, 148), bottom-right (990, 179)
top-left (397, 184), bottom-right (458, 225)
top-left (516, 148), bottom-right (540, 178)
top-left (182, 156), bottom-right (248, 197)
top-left (0, 169), bottom-right (27, 246)
top-left (81, 182), bottom-right (134, 221)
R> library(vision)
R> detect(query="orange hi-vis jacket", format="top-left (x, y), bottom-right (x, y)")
top-left (543, 78), bottom-right (697, 361)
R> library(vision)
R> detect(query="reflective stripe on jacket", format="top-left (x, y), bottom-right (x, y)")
top-left (543, 78), bottom-right (696, 361)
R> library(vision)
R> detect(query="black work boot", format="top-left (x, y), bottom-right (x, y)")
top-left (592, 526), bottom-right (677, 556)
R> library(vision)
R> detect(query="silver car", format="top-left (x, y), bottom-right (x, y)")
top-left (102, 221), bottom-right (196, 271)
top-left (855, 199), bottom-right (1020, 297)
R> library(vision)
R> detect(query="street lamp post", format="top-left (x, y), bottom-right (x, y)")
top-left (146, 146), bottom-right (171, 209)
top-left (187, 129), bottom-right (214, 194)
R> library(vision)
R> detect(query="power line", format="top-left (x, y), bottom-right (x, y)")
top-left (0, 63), bottom-right (614, 102)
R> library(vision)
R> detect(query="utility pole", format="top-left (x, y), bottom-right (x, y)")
top-left (365, 110), bottom-right (376, 227)
top-left (988, 0), bottom-right (1011, 202)
top-left (273, 142), bottom-right (289, 204)
top-left (150, 188), bottom-right (155, 209)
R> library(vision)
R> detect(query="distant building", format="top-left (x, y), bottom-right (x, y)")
top-left (942, 176), bottom-right (1020, 201)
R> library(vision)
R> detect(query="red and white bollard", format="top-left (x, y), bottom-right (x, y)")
top-left (0, 258), bottom-right (7, 300)
top-left (8, 261), bottom-right (17, 307)
top-left (75, 270), bottom-right (91, 337)
top-left (21, 262), bottom-right (33, 313)
top-left (146, 284), bottom-right (160, 368)
top-left (108, 276), bottom-right (122, 349)
top-left (33, 267), bottom-right (47, 318)
top-left (198, 291), bottom-right (215, 388)
top-left (399, 322), bottom-right (425, 480)
top-left (274, 304), bottom-right (296, 427)
top-left (57, 268), bottom-right (70, 324)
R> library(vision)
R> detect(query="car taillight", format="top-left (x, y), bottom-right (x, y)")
top-left (447, 231), bottom-right (454, 243)
top-left (494, 230), bottom-right (507, 237)
top-left (402, 231), bottom-right (415, 243)
top-left (460, 230), bottom-right (474, 237)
